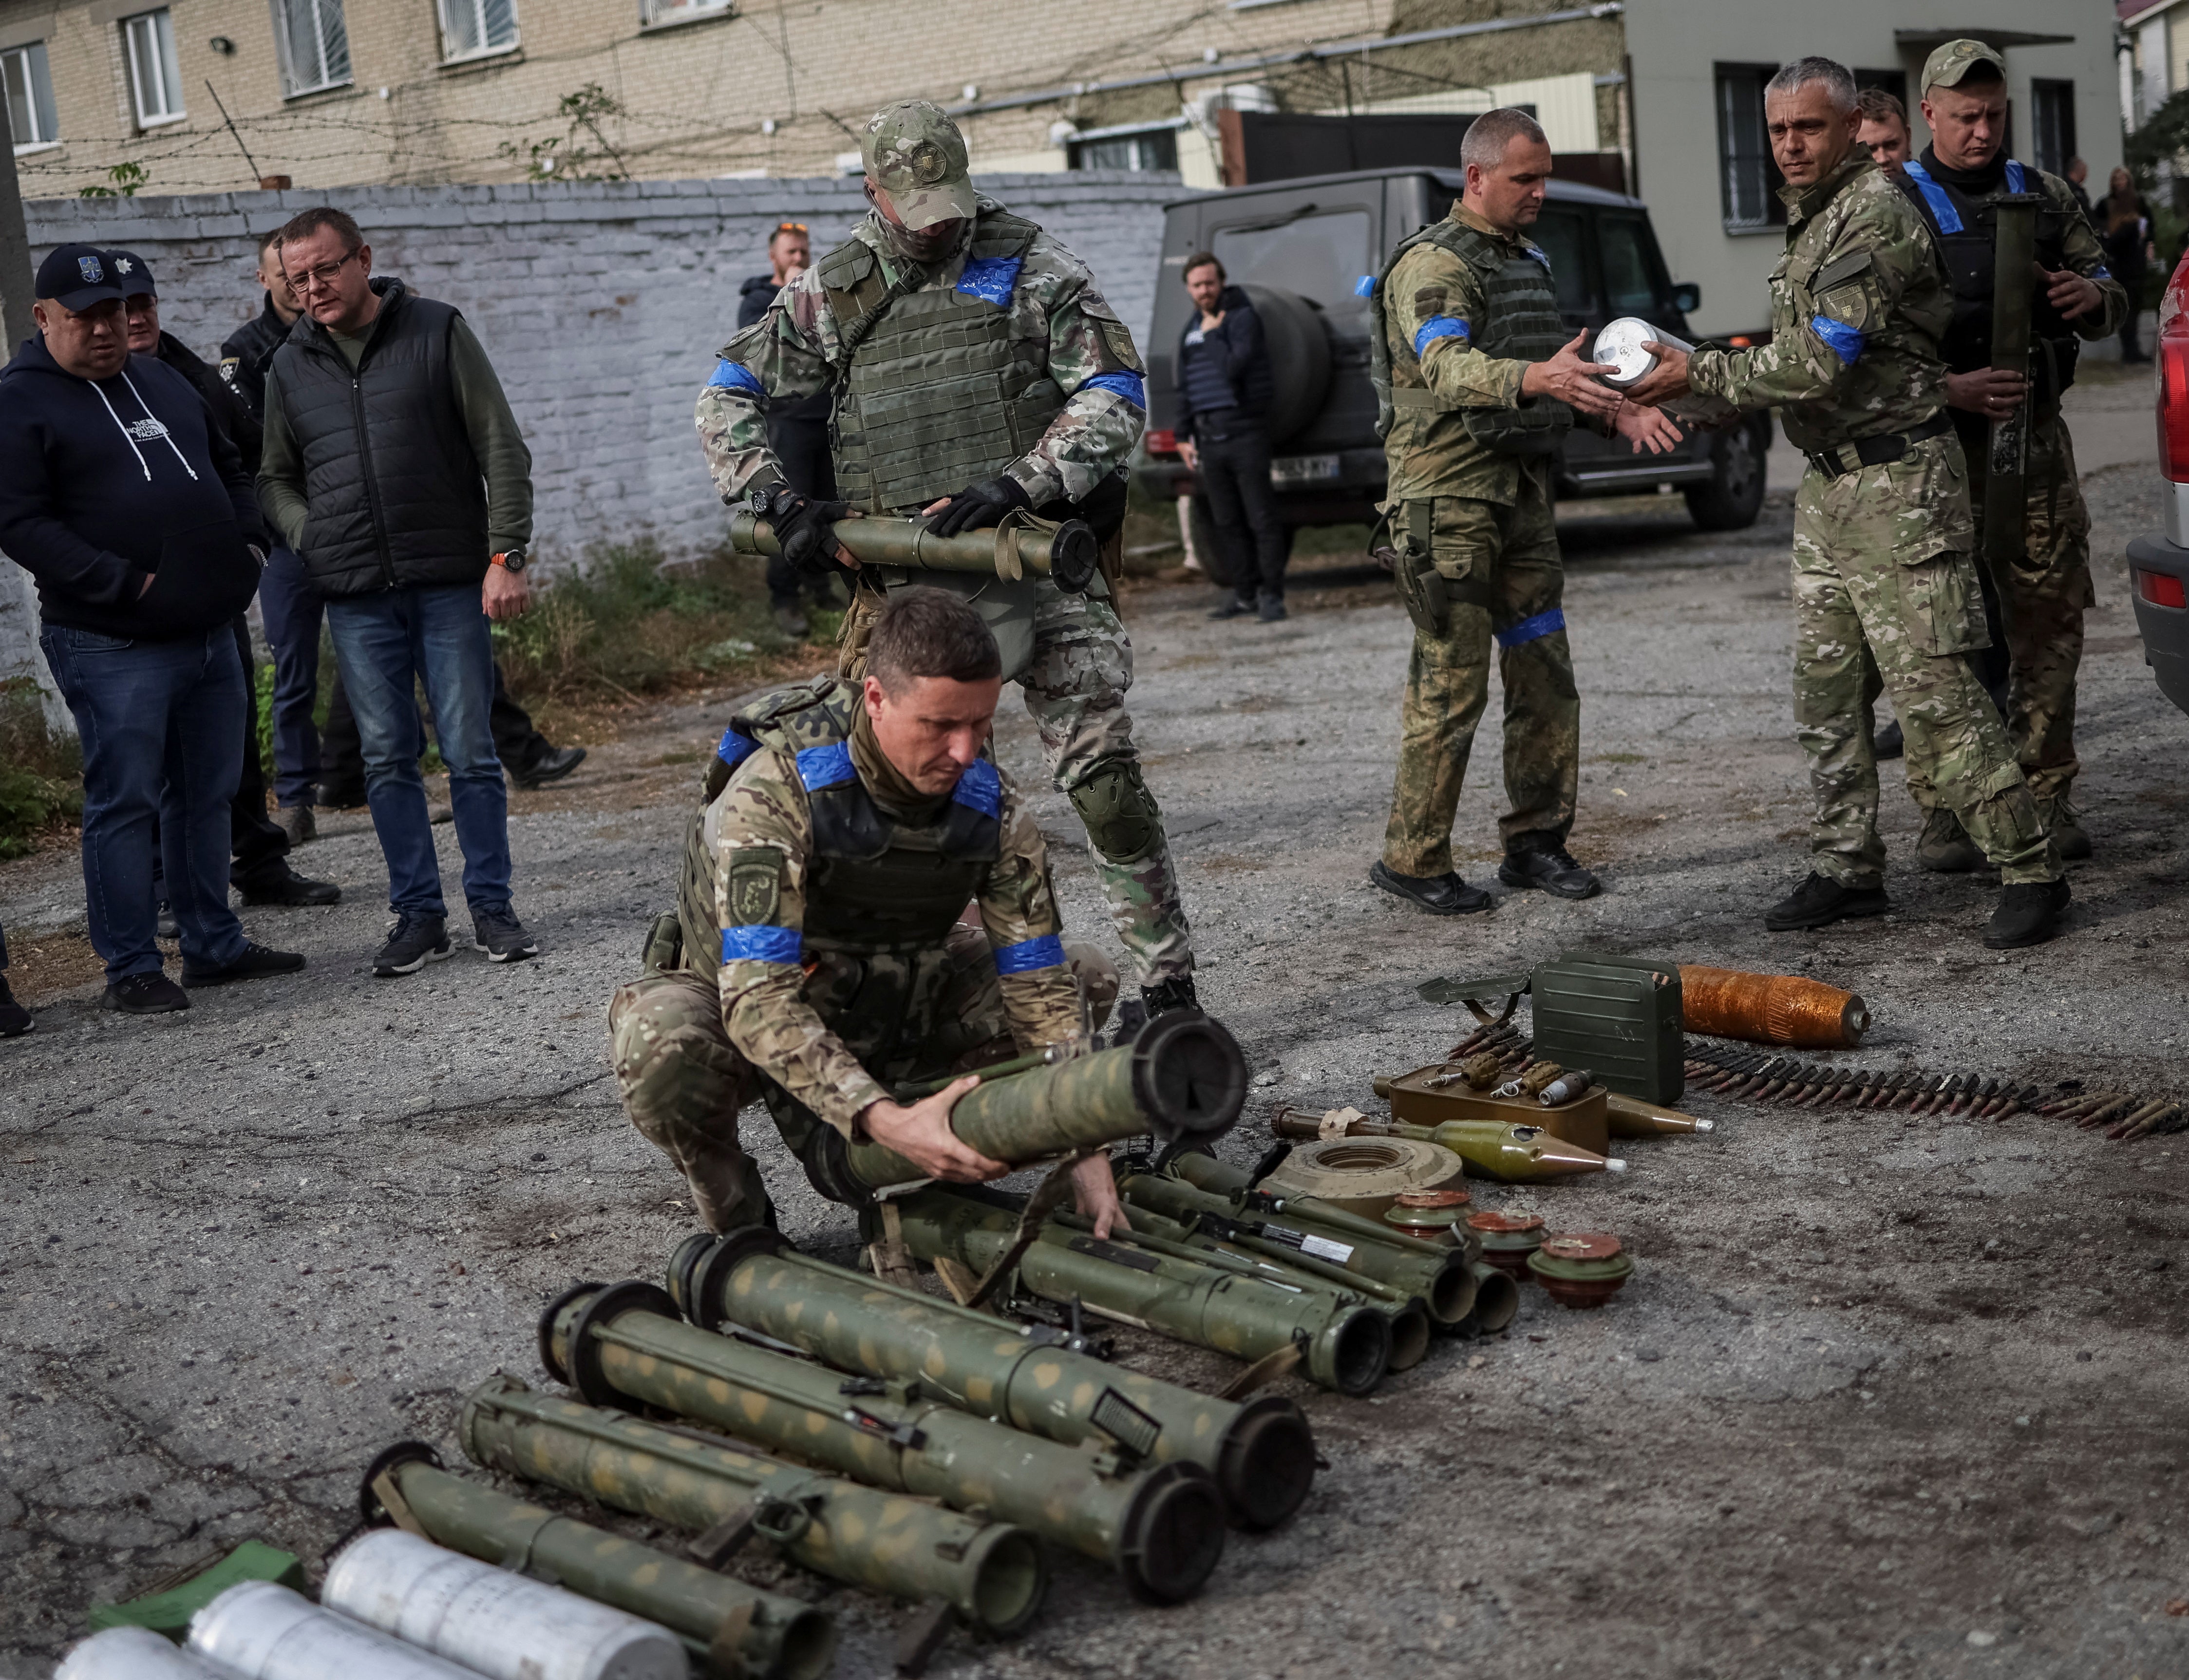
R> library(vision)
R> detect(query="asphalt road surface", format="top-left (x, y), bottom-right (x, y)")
top-left (3, 445), bottom-right (2186, 1678)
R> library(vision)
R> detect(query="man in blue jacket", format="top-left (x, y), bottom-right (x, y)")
top-left (0, 245), bottom-right (304, 1014)
top-left (1175, 253), bottom-right (1289, 622)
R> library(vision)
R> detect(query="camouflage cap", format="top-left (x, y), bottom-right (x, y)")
top-left (1921, 38), bottom-right (2007, 96)
top-left (861, 100), bottom-right (977, 230)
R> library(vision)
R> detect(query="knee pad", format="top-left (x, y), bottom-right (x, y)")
top-left (1068, 757), bottom-right (1163, 866)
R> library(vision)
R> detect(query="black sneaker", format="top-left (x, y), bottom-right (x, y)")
top-left (1208, 597), bottom-right (1257, 621)
top-left (182, 942), bottom-right (307, 987)
top-left (1873, 717), bottom-right (1905, 761)
top-left (101, 972), bottom-right (189, 1014)
top-left (510, 745), bottom-right (586, 790)
top-left (0, 974), bottom-right (31, 1038)
top-left (1257, 594), bottom-right (1288, 623)
top-left (317, 782), bottom-right (369, 810)
top-left (235, 861), bottom-right (342, 906)
top-left (1140, 973), bottom-right (1199, 1019)
top-left (1763, 871), bottom-right (1891, 932)
top-left (1499, 837), bottom-right (1600, 900)
top-left (375, 913), bottom-right (453, 977)
top-left (1983, 878), bottom-right (2071, 950)
top-left (473, 905), bottom-right (540, 963)
top-left (1370, 860), bottom-right (1493, 915)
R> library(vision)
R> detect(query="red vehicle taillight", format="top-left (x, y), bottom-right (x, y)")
top-left (2158, 255), bottom-right (2189, 483)
top-left (1144, 428), bottom-right (1180, 458)
top-left (2138, 568), bottom-right (2189, 608)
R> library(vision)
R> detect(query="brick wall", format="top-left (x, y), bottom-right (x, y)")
top-left (0, 169), bottom-right (1179, 706)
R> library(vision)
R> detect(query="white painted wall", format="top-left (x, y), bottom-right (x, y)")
top-left (1625, 0), bottom-right (2125, 338)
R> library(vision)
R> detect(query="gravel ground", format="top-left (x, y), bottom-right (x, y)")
top-left (3, 459), bottom-right (2186, 1680)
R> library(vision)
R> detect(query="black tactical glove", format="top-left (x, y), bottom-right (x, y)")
top-left (927, 474), bottom-right (1032, 538)
top-left (755, 485), bottom-right (851, 574)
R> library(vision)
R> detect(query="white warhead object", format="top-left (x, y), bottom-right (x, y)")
top-left (324, 1529), bottom-right (688, 1680)
top-left (57, 1626), bottom-right (246, 1680)
top-left (1592, 317), bottom-right (1694, 386)
top-left (189, 1582), bottom-right (478, 1680)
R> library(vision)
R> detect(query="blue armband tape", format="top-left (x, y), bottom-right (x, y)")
top-left (994, 934), bottom-right (1066, 975)
top-left (1900, 162), bottom-right (1963, 234)
top-left (1355, 274), bottom-right (1377, 298)
top-left (1809, 315), bottom-right (1866, 366)
top-left (1494, 608), bottom-right (1567, 649)
top-left (721, 925), bottom-right (802, 964)
top-left (717, 726), bottom-right (758, 770)
top-left (796, 741), bottom-right (855, 791)
top-left (951, 757), bottom-right (1002, 819)
top-left (708, 359), bottom-right (765, 396)
top-left (1080, 371), bottom-right (1146, 408)
top-left (957, 255), bottom-right (1022, 306)
top-left (2003, 159), bottom-right (2026, 193)
top-left (1413, 317), bottom-right (1470, 358)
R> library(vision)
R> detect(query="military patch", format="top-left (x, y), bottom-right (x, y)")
top-left (727, 847), bottom-right (783, 926)
top-left (1099, 319), bottom-right (1141, 371)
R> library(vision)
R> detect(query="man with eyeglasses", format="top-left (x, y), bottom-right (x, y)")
top-left (737, 220), bottom-right (838, 637)
top-left (257, 206), bottom-right (543, 978)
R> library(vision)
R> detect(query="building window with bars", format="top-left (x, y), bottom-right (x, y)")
top-left (638, 0), bottom-right (732, 27)
top-left (2031, 79), bottom-right (2076, 178)
top-left (3, 41), bottom-right (59, 150)
top-left (440, 0), bottom-right (518, 61)
top-left (122, 9), bottom-right (184, 127)
top-left (1716, 63), bottom-right (1783, 233)
top-left (272, 0), bottom-right (352, 96)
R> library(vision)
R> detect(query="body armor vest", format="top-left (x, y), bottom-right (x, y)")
top-left (678, 680), bottom-right (1002, 1061)
top-left (819, 208), bottom-right (1067, 514)
top-left (1369, 215), bottom-right (1572, 456)
top-left (1895, 159), bottom-right (2080, 405)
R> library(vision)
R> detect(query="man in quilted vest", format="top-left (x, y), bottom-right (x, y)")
top-left (697, 99), bottom-right (1198, 1029)
top-left (607, 587), bottom-right (1120, 1237)
top-left (1368, 107), bottom-right (1679, 917)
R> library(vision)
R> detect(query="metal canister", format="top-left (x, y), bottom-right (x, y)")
top-left (322, 1529), bottom-right (687, 1680)
top-left (1527, 1232), bottom-right (1635, 1309)
top-left (1382, 1189), bottom-right (1471, 1246)
top-left (1466, 1210), bottom-right (1545, 1282)
top-left (189, 1583), bottom-right (478, 1680)
top-left (57, 1628), bottom-right (245, 1680)
top-left (1592, 317), bottom-right (1693, 386)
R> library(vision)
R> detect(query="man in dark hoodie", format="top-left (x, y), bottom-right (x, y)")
top-left (0, 244), bottom-right (305, 1013)
top-left (736, 220), bottom-right (837, 636)
top-left (1174, 253), bottom-right (1288, 622)
top-left (258, 207), bottom-right (541, 979)
top-left (111, 248), bottom-right (340, 913)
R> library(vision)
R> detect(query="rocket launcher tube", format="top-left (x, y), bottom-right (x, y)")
top-left (1168, 1151), bottom-right (1478, 1260)
top-left (669, 1231), bottom-right (1318, 1532)
top-left (1118, 1169), bottom-right (1479, 1326)
top-left (844, 1011), bottom-right (1247, 1189)
top-left (728, 505), bottom-right (1101, 592)
top-left (534, 1286), bottom-right (1225, 1604)
top-left (459, 1374), bottom-right (1049, 1631)
top-left (358, 1449), bottom-right (834, 1680)
top-left (888, 1184), bottom-right (1394, 1397)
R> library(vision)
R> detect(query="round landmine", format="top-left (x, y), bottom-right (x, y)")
top-left (1527, 1232), bottom-right (1634, 1309)
top-left (1262, 1137), bottom-right (1465, 1217)
top-left (1384, 1188), bottom-right (1471, 1245)
top-left (1467, 1210), bottom-right (1545, 1281)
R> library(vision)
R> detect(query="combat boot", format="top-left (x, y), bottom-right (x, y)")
top-left (1140, 973), bottom-right (1200, 1018)
top-left (1763, 871), bottom-right (1891, 931)
top-left (1498, 833), bottom-right (1600, 900)
top-left (2039, 794), bottom-right (2092, 861)
top-left (1983, 878), bottom-right (2071, 950)
top-left (1371, 860), bottom-right (1493, 915)
top-left (1917, 808), bottom-right (1981, 873)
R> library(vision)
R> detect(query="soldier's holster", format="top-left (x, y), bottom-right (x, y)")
top-left (1394, 501), bottom-right (1450, 637)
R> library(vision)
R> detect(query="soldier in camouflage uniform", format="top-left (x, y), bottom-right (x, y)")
top-left (1891, 39), bottom-right (2126, 871)
top-left (1365, 108), bottom-right (1681, 915)
top-left (695, 98), bottom-right (1196, 1019)
top-left (608, 587), bottom-right (1123, 1235)
top-left (1628, 56), bottom-right (2068, 949)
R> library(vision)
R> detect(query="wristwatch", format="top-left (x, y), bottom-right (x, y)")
top-left (490, 547), bottom-right (528, 574)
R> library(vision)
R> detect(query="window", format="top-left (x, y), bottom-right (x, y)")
top-left (1715, 63), bottom-right (1783, 232)
top-left (1210, 207), bottom-right (1372, 313)
top-left (1530, 208), bottom-right (1595, 316)
top-left (639, 0), bottom-right (731, 26)
top-left (122, 9), bottom-right (183, 127)
top-left (3, 41), bottom-right (59, 150)
top-left (1598, 214), bottom-right (1674, 318)
top-left (1069, 129), bottom-right (1178, 172)
top-left (440, 0), bottom-right (517, 60)
top-left (272, 0), bottom-right (351, 95)
top-left (2032, 79), bottom-right (2076, 177)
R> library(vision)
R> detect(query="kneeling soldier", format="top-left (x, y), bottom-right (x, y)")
top-left (609, 587), bottom-right (1124, 1234)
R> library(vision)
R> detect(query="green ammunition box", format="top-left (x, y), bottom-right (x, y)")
top-left (1529, 952), bottom-right (1684, 1104)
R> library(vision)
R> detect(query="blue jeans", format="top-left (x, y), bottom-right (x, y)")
top-left (39, 623), bottom-right (249, 983)
top-left (257, 546), bottom-right (324, 809)
top-left (325, 584), bottom-right (510, 919)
